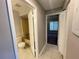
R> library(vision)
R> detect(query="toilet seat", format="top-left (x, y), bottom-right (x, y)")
top-left (18, 42), bottom-right (25, 48)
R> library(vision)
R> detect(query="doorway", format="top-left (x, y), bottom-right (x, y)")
top-left (47, 15), bottom-right (59, 45)
top-left (10, 0), bottom-right (36, 59)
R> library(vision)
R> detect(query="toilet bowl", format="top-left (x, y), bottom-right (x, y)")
top-left (17, 37), bottom-right (30, 48)
top-left (18, 42), bottom-right (25, 48)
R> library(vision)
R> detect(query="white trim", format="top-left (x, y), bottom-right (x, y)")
top-left (33, 9), bottom-right (39, 59)
top-left (6, 0), bottom-right (19, 59)
top-left (39, 43), bottom-right (47, 56)
top-left (45, 15), bottom-right (48, 45)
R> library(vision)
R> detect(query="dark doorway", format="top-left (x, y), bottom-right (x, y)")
top-left (47, 15), bottom-right (59, 45)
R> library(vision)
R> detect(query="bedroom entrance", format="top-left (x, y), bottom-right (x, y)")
top-left (47, 15), bottom-right (59, 45)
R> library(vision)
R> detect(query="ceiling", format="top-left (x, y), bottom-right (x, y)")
top-left (37, 0), bottom-right (65, 11)
top-left (12, 0), bottom-right (68, 15)
top-left (12, 0), bottom-right (32, 16)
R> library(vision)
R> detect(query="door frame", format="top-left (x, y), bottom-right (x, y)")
top-left (46, 11), bottom-right (68, 58)
top-left (46, 12), bottom-right (62, 46)
top-left (6, 0), bottom-right (39, 59)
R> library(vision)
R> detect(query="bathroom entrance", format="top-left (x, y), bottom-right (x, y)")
top-left (11, 0), bottom-right (36, 58)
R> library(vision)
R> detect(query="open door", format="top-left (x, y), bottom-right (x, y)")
top-left (58, 11), bottom-right (67, 55)
top-left (28, 10), bottom-right (36, 56)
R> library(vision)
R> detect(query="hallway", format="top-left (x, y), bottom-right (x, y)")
top-left (18, 44), bottom-right (62, 59)
top-left (1, 0), bottom-right (79, 59)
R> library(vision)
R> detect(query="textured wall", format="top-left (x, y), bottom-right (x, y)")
top-left (37, 8), bottom-right (46, 53)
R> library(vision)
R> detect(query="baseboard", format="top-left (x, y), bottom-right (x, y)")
top-left (39, 42), bottom-right (47, 56)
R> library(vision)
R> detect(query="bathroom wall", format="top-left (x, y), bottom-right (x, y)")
top-left (13, 10), bottom-right (23, 43)
top-left (13, 11), bottom-right (23, 38)
top-left (13, 10), bottom-right (29, 42)
top-left (21, 16), bottom-right (29, 35)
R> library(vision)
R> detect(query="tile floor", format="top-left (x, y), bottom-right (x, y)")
top-left (18, 44), bottom-right (62, 59)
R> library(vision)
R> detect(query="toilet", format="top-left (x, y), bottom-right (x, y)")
top-left (18, 42), bottom-right (25, 48)
top-left (17, 38), bottom-right (30, 48)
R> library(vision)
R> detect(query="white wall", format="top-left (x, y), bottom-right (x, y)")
top-left (0, 0), bottom-right (16, 59)
top-left (65, 0), bottom-right (79, 59)
top-left (37, 7), bottom-right (46, 53)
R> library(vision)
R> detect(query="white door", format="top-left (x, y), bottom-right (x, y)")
top-left (28, 10), bottom-right (35, 56)
top-left (58, 11), bottom-right (67, 55)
